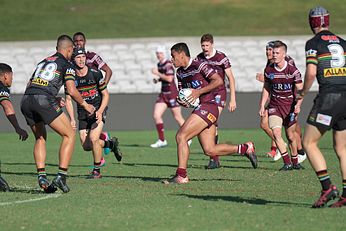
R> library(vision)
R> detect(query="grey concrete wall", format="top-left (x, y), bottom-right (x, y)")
top-left (0, 92), bottom-right (317, 132)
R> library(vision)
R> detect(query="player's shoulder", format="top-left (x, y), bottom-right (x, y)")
top-left (196, 52), bottom-right (205, 60)
top-left (215, 50), bottom-right (227, 57)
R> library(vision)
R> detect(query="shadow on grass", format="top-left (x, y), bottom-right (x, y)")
top-left (8, 187), bottom-right (45, 194)
top-left (2, 162), bottom-right (89, 167)
top-left (175, 193), bottom-right (310, 207)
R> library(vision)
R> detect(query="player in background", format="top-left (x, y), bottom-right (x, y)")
top-left (259, 41), bottom-right (304, 171)
top-left (21, 35), bottom-right (95, 193)
top-left (0, 63), bottom-right (28, 192)
top-left (196, 33), bottom-right (237, 169)
top-left (65, 48), bottom-right (122, 179)
top-left (162, 43), bottom-right (257, 184)
top-left (256, 41), bottom-right (306, 163)
top-left (298, 6), bottom-right (346, 208)
top-left (150, 46), bottom-right (187, 148)
top-left (73, 32), bottom-right (113, 155)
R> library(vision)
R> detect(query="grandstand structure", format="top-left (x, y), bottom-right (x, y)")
top-left (0, 36), bottom-right (318, 94)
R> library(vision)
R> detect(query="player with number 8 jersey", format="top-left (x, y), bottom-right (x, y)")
top-left (21, 35), bottom-right (95, 193)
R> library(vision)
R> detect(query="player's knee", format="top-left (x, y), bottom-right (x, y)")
top-left (82, 144), bottom-right (92, 151)
top-left (203, 146), bottom-right (216, 157)
top-left (175, 131), bottom-right (188, 144)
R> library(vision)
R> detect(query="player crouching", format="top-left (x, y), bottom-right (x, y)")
top-left (66, 47), bottom-right (122, 179)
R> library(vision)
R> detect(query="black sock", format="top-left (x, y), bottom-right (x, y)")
top-left (37, 168), bottom-right (46, 177)
top-left (316, 170), bottom-right (331, 191)
top-left (104, 140), bottom-right (114, 149)
top-left (342, 179), bottom-right (346, 198)
top-left (93, 162), bottom-right (101, 173)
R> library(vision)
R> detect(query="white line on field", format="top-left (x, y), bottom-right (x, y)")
top-left (0, 193), bottom-right (62, 206)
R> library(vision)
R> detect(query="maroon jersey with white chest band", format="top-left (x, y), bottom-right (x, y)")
top-left (176, 58), bottom-right (217, 104)
top-left (197, 49), bottom-right (230, 90)
top-left (86, 51), bottom-right (106, 70)
top-left (158, 59), bottom-right (178, 94)
top-left (264, 61), bottom-right (302, 106)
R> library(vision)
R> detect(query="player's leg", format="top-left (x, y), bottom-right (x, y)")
top-left (295, 122), bottom-right (307, 163)
top-left (151, 102), bottom-right (168, 148)
top-left (198, 125), bottom-right (258, 169)
top-left (329, 129), bottom-right (346, 207)
top-left (206, 106), bottom-right (223, 169)
top-left (86, 121), bottom-right (104, 179)
top-left (48, 113), bottom-right (76, 193)
top-left (303, 124), bottom-right (338, 208)
top-left (285, 124), bottom-right (303, 169)
top-left (260, 109), bottom-right (279, 159)
top-left (270, 115), bottom-right (292, 170)
top-left (162, 114), bottom-right (207, 184)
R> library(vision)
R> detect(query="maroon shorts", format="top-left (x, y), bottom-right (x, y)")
top-left (214, 88), bottom-right (227, 108)
top-left (268, 104), bottom-right (296, 128)
top-left (193, 103), bottom-right (219, 128)
top-left (156, 93), bottom-right (179, 108)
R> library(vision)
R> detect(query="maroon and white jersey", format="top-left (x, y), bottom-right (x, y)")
top-left (86, 51), bottom-right (106, 70)
top-left (196, 49), bottom-right (230, 92)
top-left (157, 59), bottom-right (178, 94)
top-left (264, 61), bottom-right (302, 106)
top-left (176, 58), bottom-right (217, 104)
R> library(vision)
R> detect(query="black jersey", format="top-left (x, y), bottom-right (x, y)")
top-left (0, 82), bottom-right (10, 103)
top-left (25, 52), bottom-right (75, 97)
top-left (73, 67), bottom-right (106, 119)
top-left (305, 30), bottom-right (346, 93)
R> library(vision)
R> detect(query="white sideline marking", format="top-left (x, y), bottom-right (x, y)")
top-left (0, 193), bottom-right (62, 206)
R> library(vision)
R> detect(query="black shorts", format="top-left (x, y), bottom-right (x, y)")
top-left (307, 92), bottom-right (346, 131)
top-left (21, 94), bottom-right (63, 126)
top-left (78, 109), bottom-right (107, 130)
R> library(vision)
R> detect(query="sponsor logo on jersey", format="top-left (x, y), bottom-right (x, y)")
top-left (316, 113), bottom-right (332, 126)
top-left (191, 80), bottom-right (201, 88)
top-left (207, 113), bottom-right (216, 123)
top-left (324, 67), bottom-right (346, 77)
top-left (66, 68), bottom-right (75, 76)
top-left (0, 91), bottom-right (10, 97)
top-left (306, 49), bottom-right (317, 57)
top-left (272, 83), bottom-right (292, 90)
top-left (269, 73), bottom-right (275, 80)
top-left (200, 109), bottom-right (207, 115)
top-left (321, 35), bottom-right (339, 43)
top-left (32, 78), bottom-right (48, 86)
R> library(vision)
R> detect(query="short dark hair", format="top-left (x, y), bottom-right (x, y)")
top-left (171, 43), bottom-right (190, 57)
top-left (0, 63), bottom-right (12, 76)
top-left (201, 34), bottom-right (214, 44)
top-left (73, 32), bottom-right (86, 41)
top-left (273, 40), bottom-right (287, 52)
top-left (56, 34), bottom-right (74, 49)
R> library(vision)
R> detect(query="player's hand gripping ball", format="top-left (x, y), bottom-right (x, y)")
top-left (178, 88), bottom-right (200, 108)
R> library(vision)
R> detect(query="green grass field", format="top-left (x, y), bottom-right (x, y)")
top-left (0, 129), bottom-right (345, 231)
top-left (1, 0), bottom-right (346, 41)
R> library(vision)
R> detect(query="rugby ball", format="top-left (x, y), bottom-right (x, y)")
top-left (178, 88), bottom-right (200, 108)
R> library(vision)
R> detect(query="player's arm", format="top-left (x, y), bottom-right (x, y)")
top-left (65, 94), bottom-right (76, 130)
top-left (224, 67), bottom-right (237, 112)
top-left (298, 64), bottom-right (317, 98)
top-left (189, 73), bottom-right (223, 102)
top-left (100, 64), bottom-right (112, 85)
top-left (294, 82), bottom-right (304, 114)
top-left (0, 100), bottom-right (28, 141)
top-left (152, 68), bottom-right (174, 83)
top-left (96, 89), bottom-right (110, 123)
top-left (65, 80), bottom-right (95, 115)
top-left (259, 81), bottom-right (270, 117)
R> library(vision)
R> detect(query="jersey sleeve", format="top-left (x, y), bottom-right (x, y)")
top-left (165, 62), bottom-right (175, 76)
top-left (221, 55), bottom-right (231, 69)
top-left (200, 62), bottom-right (217, 79)
top-left (293, 67), bottom-right (303, 84)
top-left (305, 39), bottom-right (318, 66)
top-left (64, 65), bottom-right (76, 82)
top-left (91, 52), bottom-right (106, 70)
top-left (95, 70), bottom-right (107, 91)
top-left (0, 86), bottom-right (10, 103)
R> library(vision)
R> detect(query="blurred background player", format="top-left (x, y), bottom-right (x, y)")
top-left (0, 63), bottom-right (28, 192)
top-left (259, 41), bottom-right (304, 171)
top-left (150, 46), bottom-right (187, 148)
top-left (66, 48), bottom-right (122, 179)
top-left (197, 33), bottom-right (237, 169)
top-left (256, 41), bottom-right (306, 163)
top-left (20, 35), bottom-right (95, 193)
top-left (73, 32), bottom-right (113, 154)
top-left (163, 43), bottom-right (257, 184)
top-left (298, 6), bottom-right (346, 208)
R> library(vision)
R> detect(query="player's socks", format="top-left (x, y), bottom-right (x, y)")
top-left (271, 146), bottom-right (277, 153)
top-left (104, 140), bottom-right (114, 149)
top-left (237, 144), bottom-right (247, 155)
top-left (291, 155), bottom-right (298, 165)
top-left (316, 170), bottom-right (331, 191)
top-left (93, 162), bottom-right (101, 173)
top-left (342, 179), bottom-right (346, 198)
top-left (211, 156), bottom-right (219, 161)
top-left (281, 151), bottom-right (291, 165)
top-left (37, 168), bottom-right (46, 177)
top-left (156, 123), bottom-right (165, 141)
top-left (58, 167), bottom-right (68, 178)
top-left (176, 168), bottom-right (187, 178)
